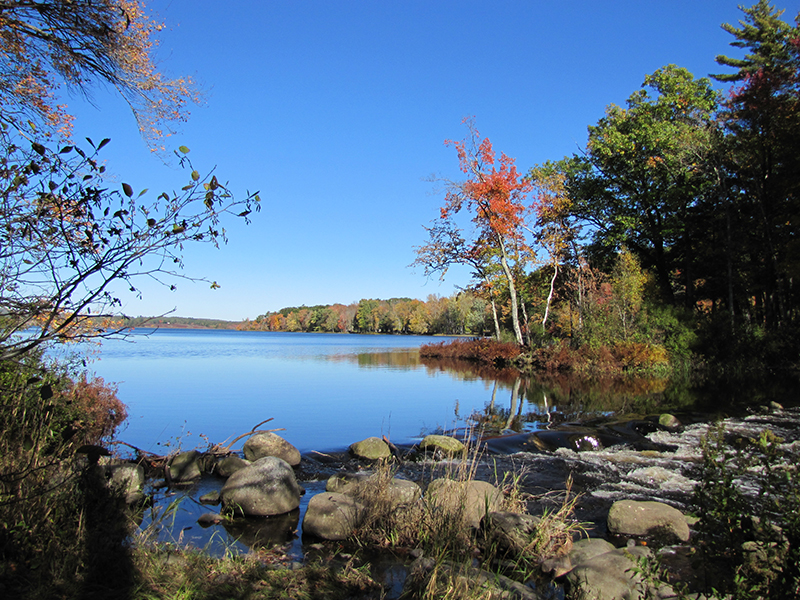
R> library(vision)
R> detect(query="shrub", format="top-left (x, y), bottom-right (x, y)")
top-left (419, 338), bottom-right (521, 367)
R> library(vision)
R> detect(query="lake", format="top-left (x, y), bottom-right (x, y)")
top-left (89, 329), bottom-right (545, 454)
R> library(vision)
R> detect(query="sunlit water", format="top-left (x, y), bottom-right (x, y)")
top-left (88, 329), bottom-right (539, 454)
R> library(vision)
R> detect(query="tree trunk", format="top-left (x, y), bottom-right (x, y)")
top-left (498, 240), bottom-right (524, 346)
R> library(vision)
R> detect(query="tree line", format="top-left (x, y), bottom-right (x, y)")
top-left (239, 294), bottom-right (494, 335)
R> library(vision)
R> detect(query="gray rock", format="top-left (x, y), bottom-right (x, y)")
top-left (221, 456), bottom-right (302, 517)
top-left (567, 545), bottom-right (653, 600)
top-left (243, 432), bottom-right (301, 466)
top-left (168, 450), bottom-right (202, 482)
top-left (425, 479), bottom-right (502, 528)
top-left (332, 472), bottom-right (421, 508)
top-left (542, 538), bottom-right (616, 578)
top-left (326, 472), bottom-right (371, 492)
top-left (199, 490), bottom-right (221, 505)
top-left (102, 462), bottom-right (145, 504)
top-left (302, 492), bottom-right (365, 540)
top-left (407, 556), bottom-right (540, 599)
top-left (483, 511), bottom-right (542, 554)
top-left (419, 434), bottom-right (465, 455)
top-left (198, 512), bottom-right (226, 526)
top-left (216, 455), bottom-right (251, 478)
top-left (349, 437), bottom-right (391, 460)
top-left (607, 499), bottom-right (690, 543)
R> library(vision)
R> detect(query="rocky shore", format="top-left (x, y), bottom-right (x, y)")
top-left (102, 404), bottom-right (800, 599)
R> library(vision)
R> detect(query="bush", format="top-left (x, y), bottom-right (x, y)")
top-left (419, 338), bottom-right (521, 367)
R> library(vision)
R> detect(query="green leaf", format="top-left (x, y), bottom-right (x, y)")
top-left (122, 183), bottom-right (133, 198)
top-left (97, 138), bottom-right (111, 150)
top-left (137, 188), bottom-right (148, 198)
top-left (178, 145), bottom-right (191, 154)
top-left (191, 170), bottom-right (200, 181)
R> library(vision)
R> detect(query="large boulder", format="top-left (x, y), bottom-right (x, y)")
top-left (425, 479), bottom-right (503, 528)
top-left (243, 432), bottom-right (301, 467)
top-left (419, 434), bottom-right (465, 455)
top-left (349, 437), bottom-right (391, 460)
top-left (220, 456), bottom-right (302, 517)
top-left (302, 492), bottom-right (365, 541)
top-left (607, 499), bottom-right (690, 543)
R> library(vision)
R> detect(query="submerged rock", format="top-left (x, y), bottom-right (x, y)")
top-left (221, 456), bottom-right (302, 517)
top-left (243, 432), bottom-right (301, 467)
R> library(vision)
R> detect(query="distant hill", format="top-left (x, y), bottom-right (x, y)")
top-left (121, 316), bottom-right (241, 330)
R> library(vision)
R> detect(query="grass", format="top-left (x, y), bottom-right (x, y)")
top-left (344, 435), bottom-right (583, 600)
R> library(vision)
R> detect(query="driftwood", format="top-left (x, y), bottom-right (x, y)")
top-left (111, 418), bottom-right (285, 473)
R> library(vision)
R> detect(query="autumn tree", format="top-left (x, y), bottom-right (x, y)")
top-left (0, 0), bottom-right (198, 149)
top-left (418, 118), bottom-right (532, 345)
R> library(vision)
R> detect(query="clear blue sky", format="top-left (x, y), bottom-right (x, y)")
top-left (66, 0), bottom-right (755, 321)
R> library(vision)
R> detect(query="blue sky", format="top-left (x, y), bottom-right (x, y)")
top-left (66, 0), bottom-right (755, 321)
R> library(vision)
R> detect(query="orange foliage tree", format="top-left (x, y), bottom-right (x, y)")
top-left (0, 0), bottom-right (198, 150)
top-left (418, 118), bottom-right (532, 345)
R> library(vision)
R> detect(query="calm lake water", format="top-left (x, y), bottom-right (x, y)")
top-left (89, 329), bottom-right (539, 454)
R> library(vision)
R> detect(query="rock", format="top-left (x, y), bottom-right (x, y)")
top-left (333, 473), bottom-right (422, 509)
top-left (243, 432), bottom-right (301, 467)
top-left (406, 556), bottom-right (540, 599)
top-left (483, 511), bottom-right (542, 553)
top-left (326, 472), bottom-right (371, 492)
top-left (302, 492), bottom-right (365, 540)
top-left (425, 479), bottom-right (502, 529)
top-left (216, 455), bottom-right (250, 478)
top-left (199, 490), bottom-right (220, 505)
top-left (542, 538), bottom-right (617, 578)
top-left (101, 462), bottom-right (145, 504)
top-left (168, 450), bottom-right (202, 482)
top-left (221, 456), bottom-right (302, 517)
top-left (198, 512), bottom-right (226, 526)
top-left (349, 437), bottom-right (391, 460)
top-left (567, 544), bottom-right (657, 600)
top-left (659, 413), bottom-right (681, 429)
top-left (607, 499), bottom-right (690, 543)
top-left (419, 434), bottom-right (466, 455)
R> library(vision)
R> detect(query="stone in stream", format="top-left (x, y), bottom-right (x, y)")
top-left (607, 499), bottom-right (690, 543)
top-left (243, 432), bottom-right (301, 466)
top-left (349, 437), bottom-right (392, 460)
top-left (419, 434), bottom-right (465, 455)
top-left (220, 456), bottom-right (302, 517)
